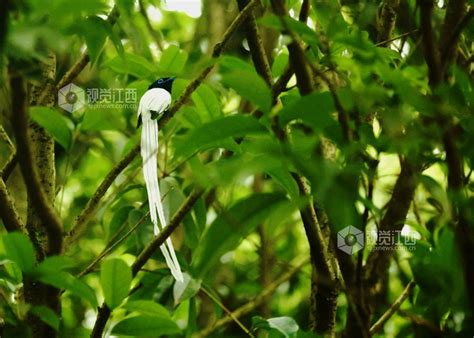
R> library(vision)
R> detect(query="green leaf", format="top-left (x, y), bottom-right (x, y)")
top-left (191, 193), bottom-right (289, 277)
top-left (158, 45), bottom-right (188, 74)
top-left (272, 52), bottom-right (289, 78)
top-left (30, 107), bottom-right (73, 149)
top-left (279, 92), bottom-right (336, 131)
top-left (174, 115), bottom-right (267, 159)
top-left (79, 16), bottom-right (109, 64)
top-left (30, 306), bottom-right (60, 331)
top-left (100, 259), bottom-right (132, 309)
top-left (253, 316), bottom-right (299, 338)
top-left (80, 108), bottom-right (124, 131)
top-left (173, 273), bottom-right (201, 304)
top-left (259, 14), bottom-right (319, 48)
top-left (111, 315), bottom-right (180, 336)
top-left (104, 53), bottom-right (156, 78)
top-left (0, 233), bottom-right (36, 273)
top-left (220, 56), bottom-right (254, 73)
top-left (191, 84), bottom-right (221, 121)
top-left (221, 70), bottom-right (272, 112)
top-left (37, 271), bottom-right (97, 307)
top-left (36, 256), bottom-right (76, 271)
top-left (123, 300), bottom-right (171, 318)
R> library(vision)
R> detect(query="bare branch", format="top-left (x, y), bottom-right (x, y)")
top-left (195, 257), bottom-right (309, 338)
top-left (419, 0), bottom-right (442, 85)
top-left (64, 144), bottom-right (141, 247)
top-left (56, 6), bottom-right (120, 90)
top-left (138, 0), bottom-right (164, 51)
top-left (442, 8), bottom-right (473, 65)
top-left (77, 211), bottom-right (149, 278)
top-left (237, 0), bottom-right (273, 86)
top-left (90, 189), bottom-right (203, 338)
top-left (0, 178), bottom-right (24, 232)
top-left (370, 280), bottom-right (416, 335)
top-left (0, 124), bottom-right (17, 181)
top-left (376, 0), bottom-right (400, 47)
top-left (9, 75), bottom-right (63, 255)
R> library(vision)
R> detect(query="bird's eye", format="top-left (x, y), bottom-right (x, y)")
top-left (157, 79), bottom-right (164, 84)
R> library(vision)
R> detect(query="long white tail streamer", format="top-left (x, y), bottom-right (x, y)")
top-left (139, 89), bottom-right (183, 282)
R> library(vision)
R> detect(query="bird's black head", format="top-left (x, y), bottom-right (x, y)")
top-left (148, 77), bottom-right (175, 93)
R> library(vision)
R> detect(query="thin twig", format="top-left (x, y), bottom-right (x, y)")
top-left (375, 29), bottom-right (419, 47)
top-left (64, 144), bottom-right (141, 247)
top-left (194, 257), bottom-right (309, 338)
top-left (138, 0), bottom-right (164, 51)
top-left (369, 280), bottom-right (416, 335)
top-left (200, 287), bottom-right (255, 337)
top-left (90, 189), bottom-right (204, 338)
top-left (397, 309), bottom-right (442, 334)
top-left (77, 211), bottom-right (149, 278)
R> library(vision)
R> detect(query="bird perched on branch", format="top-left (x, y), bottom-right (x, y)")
top-left (137, 77), bottom-right (183, 282)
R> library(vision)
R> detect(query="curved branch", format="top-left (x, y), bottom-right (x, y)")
top-left (71, 0), bottom-right (262, 247)
top-left (0, 178), bottom-right (24, 232)
top-left (10, 75), bottom-right (63, 255)
top-left (90, 189), bottom-right (203, 338)
top-left (195, 257), bottom-right (309, 338)
top-left (370, 280), bottom-right (416, 335)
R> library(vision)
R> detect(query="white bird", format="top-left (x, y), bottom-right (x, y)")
top-left (137, 77), bottom-right (183, 282)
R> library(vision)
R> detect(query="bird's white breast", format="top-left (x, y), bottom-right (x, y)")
top-left (138, 88), bottom-right (172, 120)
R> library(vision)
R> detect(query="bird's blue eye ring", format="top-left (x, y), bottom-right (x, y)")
top-left (157, 79), bottom-right (164, 84)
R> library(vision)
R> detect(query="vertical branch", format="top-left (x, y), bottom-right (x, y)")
top-left (439, 0), bottom-right (468, 68)
top-left (418, 0), bottom-right (442, 86)
top-left (0, 178), bottom-right (23, 232)
top-left (9, 74), bottom-right (63, 256)
top-left (138, 0), bottom-right (164, 51)
top-left (377, 0), bottom-right (401, 46)
top-left (237, 0), bottom-right (273, 86)
top-left (90, 189), bottom-right (203, 338)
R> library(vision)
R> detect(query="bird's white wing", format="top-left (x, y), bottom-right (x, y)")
top-left (139, 88), bottom-right (183, 282)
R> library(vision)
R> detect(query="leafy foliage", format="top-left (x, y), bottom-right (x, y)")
top-left (0, 0), bottom-right (473, 337)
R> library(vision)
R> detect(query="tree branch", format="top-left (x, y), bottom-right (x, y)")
top-left (77, 211), bottom-right (149, 278)
top-left (69, 0), bottom-right (262, 247)
top-left (0, 178), bottom-right (24, 232)
top-left (138, 0), bottom-right (164, 51)
top-left (64, 144), bottom-right (141, 247)
top-left (369, 280), bottom-right (416, 335)
top-left (90, 189), bottom-right (203, 338)
top-left (237, 0), bottom-right (273, 86)
top-left (439, 0), bottom-right (468, 69)
top-left (376, 0), bottom-right (400, 47)
top-left (9, 75), bottom-right (63, 255)
top-left (195, 257), bottom-right (309, 338)
top-left (271, 0), bottom-right (313, 95)
top-left (364, 159), bottom-right (419, 315)
top-left (418, 0), bottom-right (442, 86)
top-left (57, 6), bottom-right (120, 90)
top-left (0, 124), bottom-right (17, 181)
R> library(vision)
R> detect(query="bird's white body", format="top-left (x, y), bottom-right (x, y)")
top-left (138, 88), bottom-right (183, 282)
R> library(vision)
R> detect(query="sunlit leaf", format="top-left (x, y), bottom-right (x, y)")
top-left (100, 259), bottom-right (132, 309)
